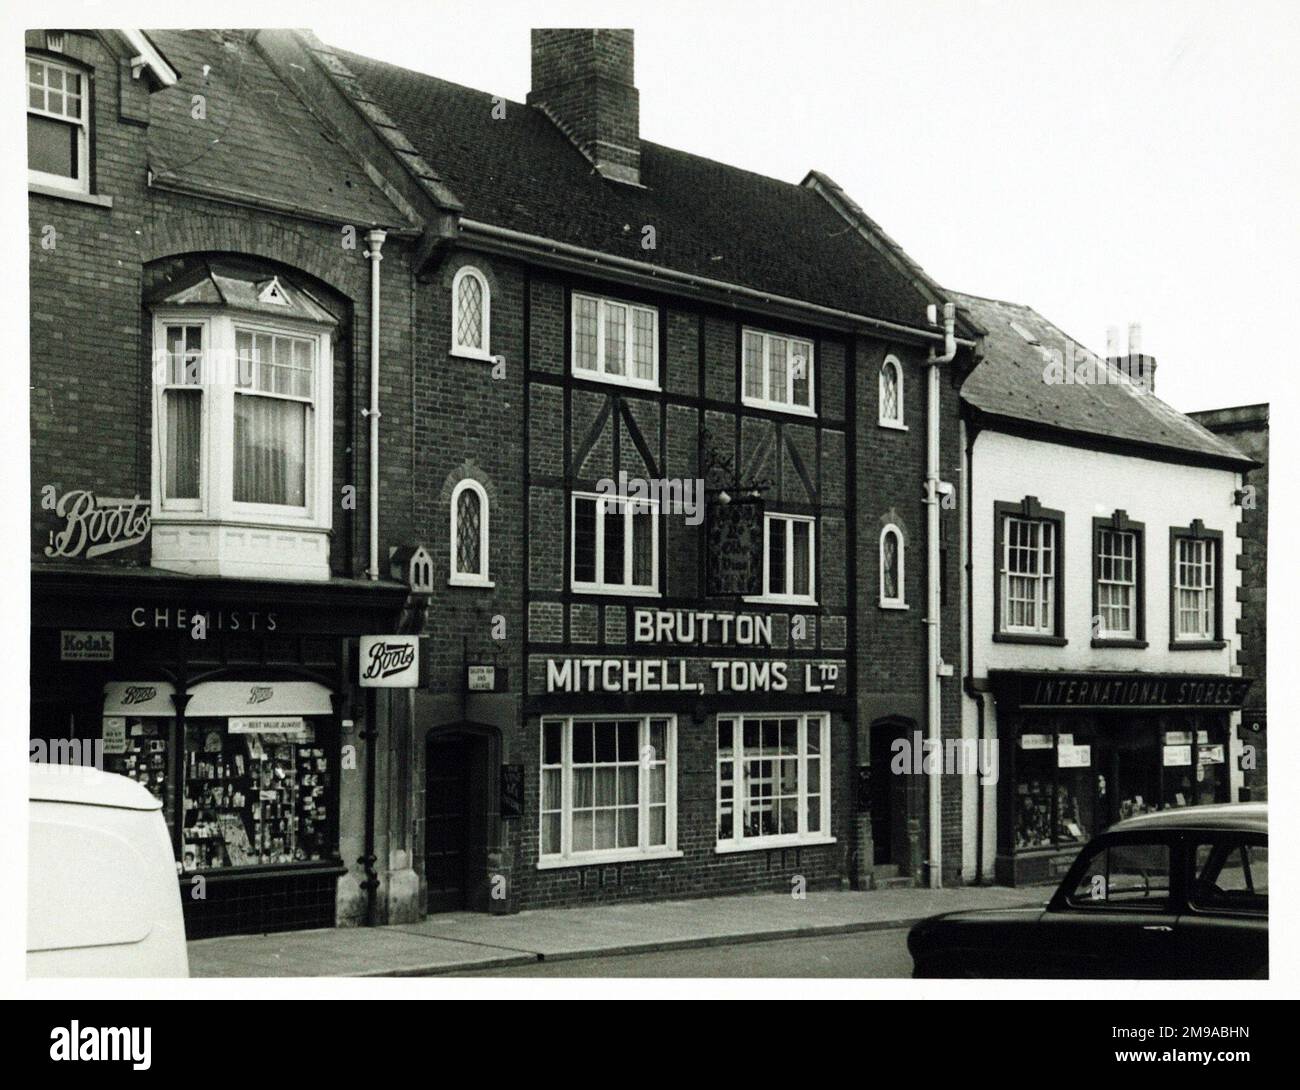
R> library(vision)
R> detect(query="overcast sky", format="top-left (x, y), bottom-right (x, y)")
top-left (313, 0), bottom-right (1295, 413)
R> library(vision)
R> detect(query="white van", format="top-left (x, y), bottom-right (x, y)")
top-left (28, 764), bottom-right (189, 977)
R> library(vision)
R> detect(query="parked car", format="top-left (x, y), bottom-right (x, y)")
top-left (28, 764), bottom-right (189, 977)
top-left (909, 802), bottom-right (1267, 978)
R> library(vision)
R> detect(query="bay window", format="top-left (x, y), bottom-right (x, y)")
top-left (539, 715), bottom-right (679, 866)
top-left (149, 267), bottom-right (336, 580)
top-left (716, 713), bottom-right (831, 850)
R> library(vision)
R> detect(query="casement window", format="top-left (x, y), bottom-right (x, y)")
top-left (539, 715), bottom-right (678, 867)
top-left (747, 512), bottom-right (816, 604)
top-left (451, 266), bottom-right (491, 360)
top-left (716, 713), bottom-right (832, 851)
top-left (878, 355), bottom-right (905, 428)
top-left (27, 55), bottom-right (89, 193)
top-left (880, 523), bottom-right (906, 608)
top-left (742, 328), bottom-right (814, 414)
top-left (1092, 517), bottom-right (1145, 644)
top-left (1171, 525), bottom-right (1222, 645)
top-left (571, 292), bottom-right (658, 389)
top-left (992, 497), bottom-right (1067, 642)
top-left (449, 479), bottom-right (491, 587)
top-left (149, 268), bottom-right (337, 579)
top-left (571, 491), bottom-right (659, 595)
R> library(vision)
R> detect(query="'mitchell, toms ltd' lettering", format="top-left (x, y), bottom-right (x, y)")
top-left (44, 490), bottom-right (150, 559)
top-left (130, 608), bottom-right (277, 631)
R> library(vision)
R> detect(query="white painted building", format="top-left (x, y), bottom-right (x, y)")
top-left (951, 294), bottom-right (1258, 885)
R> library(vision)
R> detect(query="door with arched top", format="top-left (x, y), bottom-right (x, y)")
top-left (425, 735), bottom-right (470, 912)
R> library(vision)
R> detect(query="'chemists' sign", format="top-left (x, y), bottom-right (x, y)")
top-left (359, 635), bottom-right (421, 688)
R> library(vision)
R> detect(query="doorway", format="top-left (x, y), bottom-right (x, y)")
top-left (869, 718), bottom-right (912, 867)
top-left (425, 735), bottom-right (471, 912)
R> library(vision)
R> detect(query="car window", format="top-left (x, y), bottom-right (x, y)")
top-left (1068, 841), bottom-right (1172, 910)
top-left (1191, 840), bottom-right (1268, 915)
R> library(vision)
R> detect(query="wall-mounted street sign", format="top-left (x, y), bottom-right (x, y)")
top-left (359, 634), bottom-right (421, 688)
top-left (705, 496), bottom-right (764, 597)
top-left (60, 630), bottom-right (114, 661)
top-left (44, 490), bottom-right (151, 560)
top-left (468, 665), bottom-right (496, 692)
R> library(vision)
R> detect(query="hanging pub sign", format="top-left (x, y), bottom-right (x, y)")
top-left (705, 495), bottom-right (764, 597)
top-left (359, 634), bottom-right (422, 688)
top-left (43, 489), bottom-right (151, 560)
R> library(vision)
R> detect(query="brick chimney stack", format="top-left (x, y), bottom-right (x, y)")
top-left (528, 28), bottom-right (640, 186)
top-left (1107, 320), bottom-right (1157, 393)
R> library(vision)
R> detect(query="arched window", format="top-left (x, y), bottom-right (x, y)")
top-left (450, 479), bottom-right (492, 586)
top-left (879, 356), bottom-right (904, 428)
top-left (880, 524), bottom-right (906, 608)
top-left (451, 266), bottom-right (491, 360)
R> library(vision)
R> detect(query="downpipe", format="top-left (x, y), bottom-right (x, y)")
top-left (925, 302), bottom-right (957, 888)
top-left (363, 229), bottom-right (386, 581)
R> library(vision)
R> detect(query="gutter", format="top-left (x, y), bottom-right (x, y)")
top-left (459, 218), bottom-right (979, 348)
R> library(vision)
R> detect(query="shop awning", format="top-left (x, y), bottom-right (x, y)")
top-left (184, 680), bottom-right (333, 717)
top-left (102, 681), bottom-right (178, 717)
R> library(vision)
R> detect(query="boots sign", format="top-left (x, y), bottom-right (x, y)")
top-left (358, 635), bottom-right (421, 688)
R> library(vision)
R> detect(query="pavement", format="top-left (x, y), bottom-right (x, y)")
top-left (187, 885), bottom-right (1048, 978)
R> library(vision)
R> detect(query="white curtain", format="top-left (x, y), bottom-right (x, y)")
top-left (234, 394), bottom-right (305, 505)
top-left (164, 388), bottom-right (201, 500)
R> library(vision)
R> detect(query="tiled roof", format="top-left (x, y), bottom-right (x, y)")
top-left (953, 291), bottom-right (1253, 467)
top-left (333, 47), bottom-right (949, 330)
top-left (146, 30), bottom-right (411, 228)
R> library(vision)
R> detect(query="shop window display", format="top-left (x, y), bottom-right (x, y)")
top-left (1014, 729), bottom-right (1055, 849)
top-left (181, 721), bottom-right (332, 871)
top-left (103, 718), bottom-right (176, 841)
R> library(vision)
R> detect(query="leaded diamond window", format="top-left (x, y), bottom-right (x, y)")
top-left (452, 267), bottom-right (489, 357)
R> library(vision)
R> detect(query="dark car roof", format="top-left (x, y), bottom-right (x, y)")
top-left (1108, 802), bottom-right (1267, 835)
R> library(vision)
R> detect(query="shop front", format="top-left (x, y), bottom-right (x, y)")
top-left (31, 566), bottom-right (408, 937)
top-left (988, 671), bottom-right (1252, 886)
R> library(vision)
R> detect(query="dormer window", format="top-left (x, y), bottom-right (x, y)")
top-left (148, 261), bottom-right (338, 581)
top-left (27, 55), bottom-right (88, 194)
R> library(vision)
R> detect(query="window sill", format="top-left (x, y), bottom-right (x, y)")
top-left (877, 419), bottom-right (908, 431)
top-left (993, 632), bottom-right (1068, 647)
top-left (537, 848), bottom-right (683, 870)
top-left (29, 182), bottom-right (113, 208)
top-left (572, 585), bottom-right (661, 598)
top-left (449, 575), bottom-right (495, 589)
top-left (450, 345), bottom-right (496, 363)
top-left (1169, 639), bottom-right (1226, 651)
top-left (879, 600), bottom-right (909, 611)
top-left (741, 397), bottom-right (817, 419)
top-left (715, 835), bottom-right (837, 855)
top-left (743, 595), bottom-right (819, 608)
top-left (1091, 637), bottom-right (1149, 649)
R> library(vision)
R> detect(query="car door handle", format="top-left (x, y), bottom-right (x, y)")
top-left (1142, 925), bottom-right (1174, 932)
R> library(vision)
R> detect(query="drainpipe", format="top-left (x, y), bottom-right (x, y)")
top-left (925, 302), bottom-right (957, 888)
top-left (363, 229), bottom-right (387, 581)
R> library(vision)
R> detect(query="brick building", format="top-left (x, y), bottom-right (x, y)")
top-left (1189, 404), bottom-right (1268, 799)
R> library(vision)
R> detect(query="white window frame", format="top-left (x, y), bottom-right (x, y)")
top-left (449, 478), bottom-right (493, 587)
top-left (1001, 515), bottom-right (1057, 636)
top-left (150, 310), bottom-right (333, 532)
top-left (570, 292), bottom-right (659, 390)
top-left (741, 327), bottom-right (815, 416)
top-left (879, 523), bottom-right (907, 609)
top-left (450, 265), bottom-right (492, 361)
top-left (745, 512), bottom-right (817, 605)
top-left (715, 712), bottom-right (833, 853)
top-left (1174, 537), bottom-right (1217, 642)
top-left (27, 54), bottom-right (89, 194)
top-left (570, 491), bottom-right (660, 597)
top-left (878, 355), bottom-right (906, 429)
top-left (156, 319), bottom-right (209, 514)
top-left (1096, 527), bottom-right (1137, 638)
top-left (538, 714), bottom-right (681, 868)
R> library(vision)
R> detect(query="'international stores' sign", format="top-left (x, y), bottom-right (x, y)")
top-left (991, 671), bottom-right (1252, 712)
